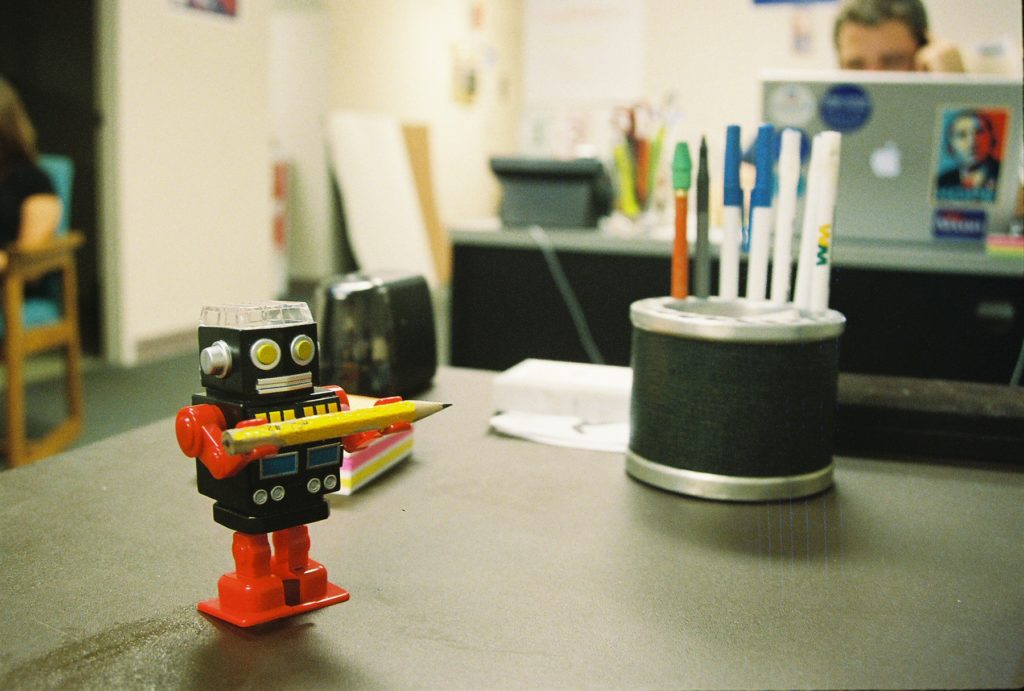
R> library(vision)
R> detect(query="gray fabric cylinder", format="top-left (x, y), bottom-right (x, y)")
top-left (627, 297), bottom-right (845, 501)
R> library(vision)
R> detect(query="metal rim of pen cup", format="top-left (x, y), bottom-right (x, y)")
top-left (624, 453), bottom-right (835, 503)
top-left (630, 296), bottom-right (845, 343)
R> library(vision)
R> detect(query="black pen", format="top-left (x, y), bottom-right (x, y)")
top-left (695, 136), bottom-right (710, 298)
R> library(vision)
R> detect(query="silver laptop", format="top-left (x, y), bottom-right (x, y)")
top-left (760, 69), bottom-right (1022, 243)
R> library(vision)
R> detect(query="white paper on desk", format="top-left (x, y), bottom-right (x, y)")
top-left (490, 412), bottom-right (628, 453)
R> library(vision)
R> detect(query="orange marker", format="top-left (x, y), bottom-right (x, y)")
top-left (671, 142), bottom-right (692, 299)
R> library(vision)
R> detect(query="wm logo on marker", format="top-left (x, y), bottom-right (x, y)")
top-left (816, 224), bottom-right (831, 266)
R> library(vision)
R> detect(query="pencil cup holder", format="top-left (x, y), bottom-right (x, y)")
top-left (627, 297), bottom-right (846, 501)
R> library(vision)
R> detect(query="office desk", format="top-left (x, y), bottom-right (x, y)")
top-left (1, 367), bottom-right (1022, 688)
top-left (450, 226), bottom-right (1024, 382)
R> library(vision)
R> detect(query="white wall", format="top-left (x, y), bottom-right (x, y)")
top-left (327, 0), bottom-right (523, 226)
top-left (927, 0), bottom-right (1024, 68)
top-left (270, 0), bottom-right (335, 282)
top-left (99, 0), bottom-right (276, 365)
top-left (645, 0), bottom-right (833, 154)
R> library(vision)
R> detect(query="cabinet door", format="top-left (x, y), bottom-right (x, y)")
top-left (830, 267), bottom-right (1023, 383)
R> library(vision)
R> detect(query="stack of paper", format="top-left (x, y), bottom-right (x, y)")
top-left (490, 359), bottom-right (632, 453)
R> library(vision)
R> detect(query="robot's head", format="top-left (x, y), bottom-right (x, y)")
top-left (197, 302), bottom-right (319, 398)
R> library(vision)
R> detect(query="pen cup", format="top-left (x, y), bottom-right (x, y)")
top-left (627, 297), bottom-right (845, 501)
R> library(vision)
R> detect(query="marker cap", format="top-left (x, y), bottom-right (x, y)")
top-left (672, 142), bottom-right (692, 191)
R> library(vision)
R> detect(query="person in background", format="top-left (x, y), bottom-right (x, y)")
top-left (0, 76), bottom-right (61, 272)
top-left (834, 0), bottom-right (965, 72)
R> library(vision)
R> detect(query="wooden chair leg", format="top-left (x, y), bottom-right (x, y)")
top-left (66, 343), bottom-right (85, 424)
top-left (4, 361), bottom-right (28, 468)
top-left (64, 260), bottom-right (85, 427)
top-left (4, 280), bottom-right (28, 468)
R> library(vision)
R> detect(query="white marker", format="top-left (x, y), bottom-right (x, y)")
top-left (809, 132), bottom-right (842, 312)
top-left (770, 128), bottom-right (802, 303)
top-left (793, 133), bottom-right (824, 311)
top-left (745, 124), bottom-right (775, 301)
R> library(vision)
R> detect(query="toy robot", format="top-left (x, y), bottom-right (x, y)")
top-left (174, 301), bottom-right (409, 627)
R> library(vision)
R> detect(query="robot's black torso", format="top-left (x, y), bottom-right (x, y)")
top-left (190, 303), bottom-right (343, 535)
top-left (195, 387), bottom-right (345, 534)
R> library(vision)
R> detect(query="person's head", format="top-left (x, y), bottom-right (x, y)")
top-left (0, 76), bottom-right (38, 173)
top-left (946, 111), bottom-right (997, 169)
top-left (834, 0), bottom-right (929, 70)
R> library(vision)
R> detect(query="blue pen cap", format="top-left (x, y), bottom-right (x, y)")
top-left (723, 124), bottom-right (742, 208)
top-left (750, 124), bottom-right (775, 209)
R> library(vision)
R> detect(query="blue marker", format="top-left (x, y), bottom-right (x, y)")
top-left (745, 124), bottom-right (775, 301)
top-left (719, 125), bottom-right (743, 299)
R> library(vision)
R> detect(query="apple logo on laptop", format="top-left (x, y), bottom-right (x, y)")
top-left (869, 141), bottom-right (902, 178)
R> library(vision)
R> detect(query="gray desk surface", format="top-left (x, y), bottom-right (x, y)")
top-left (1, 367), bottom-right (1022, 689)
top-left (451, 223), bottom-right (1024, 278)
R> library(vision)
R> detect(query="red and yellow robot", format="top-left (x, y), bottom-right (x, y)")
top-left (175, 302), bottom-right (444, 627)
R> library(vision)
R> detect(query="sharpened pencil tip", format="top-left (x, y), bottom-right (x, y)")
top-left (409, 400), bottom-right (452, 422)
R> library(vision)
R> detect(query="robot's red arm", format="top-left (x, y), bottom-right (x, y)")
top-left (175, 404), bottom-right (276, 479)
top-left (339, 395), bottom-right (413, 453)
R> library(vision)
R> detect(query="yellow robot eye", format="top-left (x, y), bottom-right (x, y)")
top-left (291, 334), bottom-right (315, 366)
top-left (250, 338), bottom-right (281, 370)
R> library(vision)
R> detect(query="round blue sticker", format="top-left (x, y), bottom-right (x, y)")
top-left (819, 84), bottom-right (872, 132)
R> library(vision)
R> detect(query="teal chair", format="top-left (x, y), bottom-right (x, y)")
top-left (1, 154), bottom-right (85, 467)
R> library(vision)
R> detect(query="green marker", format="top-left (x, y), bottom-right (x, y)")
top-left (672, 141), bottom-right (692, 192)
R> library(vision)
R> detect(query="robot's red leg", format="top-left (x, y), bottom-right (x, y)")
top-left (197, 532), bottom-right (289, 627)
top-left (271, 525), bottom-right (349, 607)
top-left (231, 532), bottom-right (274, 578)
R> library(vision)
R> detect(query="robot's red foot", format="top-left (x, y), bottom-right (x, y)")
top-left (199, 571), bottom-right (286, 626)
top-left (278, 558), bottom-right (328, 605)
top-left (198, 531), bottom-right (349, 628)
top-left (198, 570), bottom-right (349, 628)
top-left (268, 526), bottom-right (350, 612)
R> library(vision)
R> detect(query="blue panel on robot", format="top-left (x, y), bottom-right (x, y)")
top-left (261, 452), bottom-right (299, 479)
top-left (307, 443), bottom-right (341, 468)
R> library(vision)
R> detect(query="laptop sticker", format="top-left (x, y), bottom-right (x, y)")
top-left (819, 84), bottom-right (872, 132)
top-left (933, 208), bottom-right (988, 240)
top-left (869, 141), bottom-right (901, 178)
top-left (934, 107), bottom-right (1009, 204)
top-left (768, 84), bottom-right (816, 127)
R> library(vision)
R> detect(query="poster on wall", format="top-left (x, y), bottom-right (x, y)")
top-left (752, 0), bottom-right (836, 54)
top-left (170, 0), bottom-right (238, 18)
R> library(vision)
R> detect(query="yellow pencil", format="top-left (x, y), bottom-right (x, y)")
top-left (222, 400), bottom-right (449, 455)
